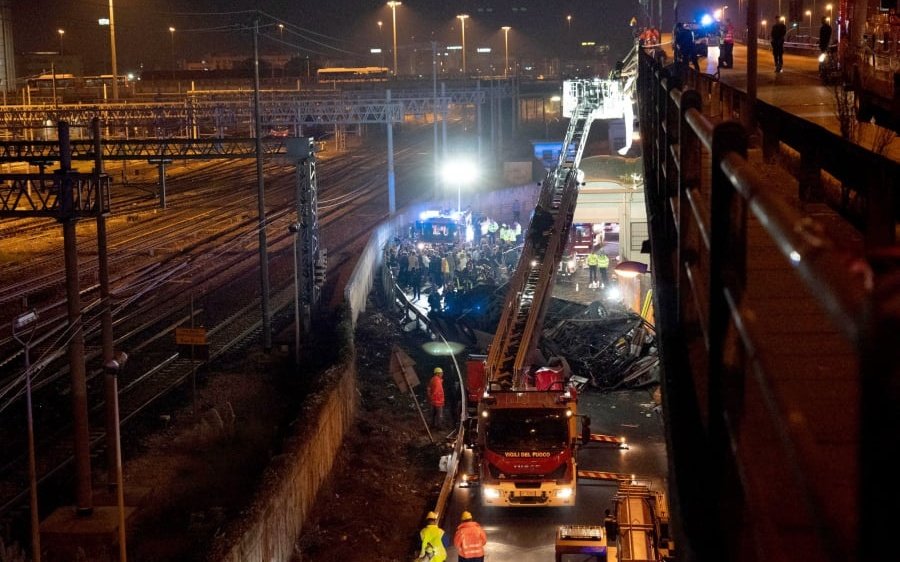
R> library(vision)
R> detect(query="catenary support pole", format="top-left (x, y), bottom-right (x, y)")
top-left (253, 16), bottom-right (272, 350)
top-left (387, 89), bottom-right (396, 214)
top-left (432, 41), bottom-right (439, 194)
top-left (58, 121), bottom-right (93, 515)
top-left (92, 117), bottom-right (119, 494)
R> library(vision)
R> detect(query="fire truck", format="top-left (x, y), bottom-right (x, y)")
top-left (842, 0), bottom-right (900, 131)
top-left (465, 78), bottom-right (627, 507)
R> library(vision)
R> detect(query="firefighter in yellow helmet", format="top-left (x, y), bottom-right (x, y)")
top-left (453, 510), bottom-right (488, 562)
top-left (428, 367), bottom-right (446, 428)
top-left (419, 511), bottom-right (447, 561)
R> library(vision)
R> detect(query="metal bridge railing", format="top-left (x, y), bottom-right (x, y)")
top-left (638, 49), bottom-right (899, 562)
top-left (667, 60), bottom-right (900, 249)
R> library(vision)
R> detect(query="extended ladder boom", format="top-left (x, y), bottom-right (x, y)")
top-left (484, 80), bottom-right (605, 390)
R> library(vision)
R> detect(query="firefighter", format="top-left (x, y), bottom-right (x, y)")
top-left (597, 251), bottom-right (610, 287)
top-left (534, 357), bottom-right (567, 391)
top-left (587, 251), bottom-right (601, 288)
top-left (428, 367), bottom-right (446, 428)
top-left (419, 511), bottom-right (448, 562)
top-left (453, 511), bottom-right (488, 562)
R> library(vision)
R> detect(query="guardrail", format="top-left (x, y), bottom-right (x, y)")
top-left (638, 47), bottom-right (898, 562)
top-left (380, 262), bottom-right (467, 524)
top-left (667, 52), bottom-right (899, 248)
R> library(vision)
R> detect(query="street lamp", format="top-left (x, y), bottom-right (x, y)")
top-left (457, 14), bottom-right (470, 75)
top-left (567, 14), bottom-right (572, 31)
top-left (169, 26), bottom-right (176, 69)
top-left (12, 310), bottom-right (41, 562)
top-left (826, 3), bottom-right (833, 22)
top-left (441, 158), bottom-right (478, 214)
top-left (278, 22), bottom-right (284, 40)
top-left (57, 28), bottom-right (65, 55)
top-left (805, 10), bottom-right (812, 34)
top-left (377, 21), bottom-right (384, 67)
top-left (501, 26), bottom-right (511, 78)
top-left (387, 1), bottom-right (401, 76)
top-left (101, 0), bottom-right (120, 100)
top-left (103, 351), bottom-right (129, 562)
top-left (761, 19), bottom-right (767, 38)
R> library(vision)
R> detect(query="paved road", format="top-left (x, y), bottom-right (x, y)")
top-left (442, 259), bottom-right (669, 561)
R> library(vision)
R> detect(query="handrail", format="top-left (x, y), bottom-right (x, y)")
top-left (720, 152), bottom-right (870, 342)
top-left (638, 46), bottom-right (894, 561)
top-left (671, 56), bottom-right (900, 247)
top-left (381, 264), bottom-right (466, 526)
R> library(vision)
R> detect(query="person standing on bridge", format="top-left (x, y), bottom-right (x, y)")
top-left (453, 511), bottom-right (488, 562)
top-left (674, 23), bottom-right (700, 71)
top-left (719, 19), bottom-right (735, 68)
top-left (771, 17), bottom-right (787, 72)
top-left (819, 17), bottom-right (833, 53)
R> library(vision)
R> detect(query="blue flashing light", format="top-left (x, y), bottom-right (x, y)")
top-left (699, 14), bottom-right (714, 26)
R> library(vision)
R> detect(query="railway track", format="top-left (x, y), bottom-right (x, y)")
top-left (0, 132), bottom-right (426, 531)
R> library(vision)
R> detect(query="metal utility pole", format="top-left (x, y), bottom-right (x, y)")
top-left (388, 1), bottom-right (401, 76)
top-left (387, 89), bottom-right (396, 214)
top-left (441, 82), bottom-right (448, 162)
top-left (253, 17), bottom-right (272, 350)
top-left (103, 353), bottom-right (128, 562)
top-left (292, 138), bottom-right (322, 329)
top-left (108, 0), bottom-right (119, 100)
top-left (12, 311), bottom-right (40, 562)
top-left (57, 121), bottom-right (93, 515)
top-left (432, 41), bottom-right (439, 193)
top-left (91, 117), bottom-right (119, 498)
top-left (747, 0), bottom-right (758, 131)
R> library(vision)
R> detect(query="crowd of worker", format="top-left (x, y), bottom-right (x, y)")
top-left (386, 214), bottom-right (525, 315)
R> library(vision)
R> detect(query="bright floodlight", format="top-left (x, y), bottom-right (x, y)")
top-left (441, 159), bottom-right (478, 183)
top-left (442, 159), bottom-right (478, 214)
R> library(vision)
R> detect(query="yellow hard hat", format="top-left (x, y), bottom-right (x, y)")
top-left (426, 511), bottom-right (438, 520)
top-left (434, 367), bottom-right (443, 374)
top-left (461, 511), bottom-right (473, 521)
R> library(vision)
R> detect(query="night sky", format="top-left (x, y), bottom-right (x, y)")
top-left (11, 1), bottom-right (649, 74)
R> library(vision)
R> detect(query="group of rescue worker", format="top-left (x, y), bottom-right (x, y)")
top-left (419, 510), bottom-right (487, 562)
top-left (419, 505), bottom-right (619, 561)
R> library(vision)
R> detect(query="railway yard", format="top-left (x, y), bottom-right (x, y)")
top-left (0, 97), bottom-right (669, 562)
top-left (0, 128), bottom-right (441, 560)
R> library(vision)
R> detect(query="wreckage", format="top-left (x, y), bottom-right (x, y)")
top-left (431, 284), bottom-right (658, 391)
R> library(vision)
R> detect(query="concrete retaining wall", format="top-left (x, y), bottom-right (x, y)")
top-left (209, 355), bottom-right (357, 562)
top-left (209, 183), bottom-right (541, 561)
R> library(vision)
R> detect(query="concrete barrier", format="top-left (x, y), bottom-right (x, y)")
top-left (208, 184), bottom-right (538, 561)
top-left (209, 323), bottom-right (357, 562)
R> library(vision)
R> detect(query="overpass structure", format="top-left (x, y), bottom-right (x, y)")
top-left (638, 48), bottom-right (898, 562)
top-left (0, 85), bottom-right (506, 136)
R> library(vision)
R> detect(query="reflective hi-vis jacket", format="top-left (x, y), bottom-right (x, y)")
top-left (597, 253), bottom-right (610, 268)
top-left (420, 524), bottom-right (447, 561)
top-left (454, 521), bottom-right (487, 558)
top-left (586, 253), bottom-right (601, 267)
top-left (428, 375), bottom-right (445, 407)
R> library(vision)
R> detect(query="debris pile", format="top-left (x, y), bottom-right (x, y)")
top-left (541, 300), bottom-right (659, 390)
top-left (448, 283), bottom-right (659, 390)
